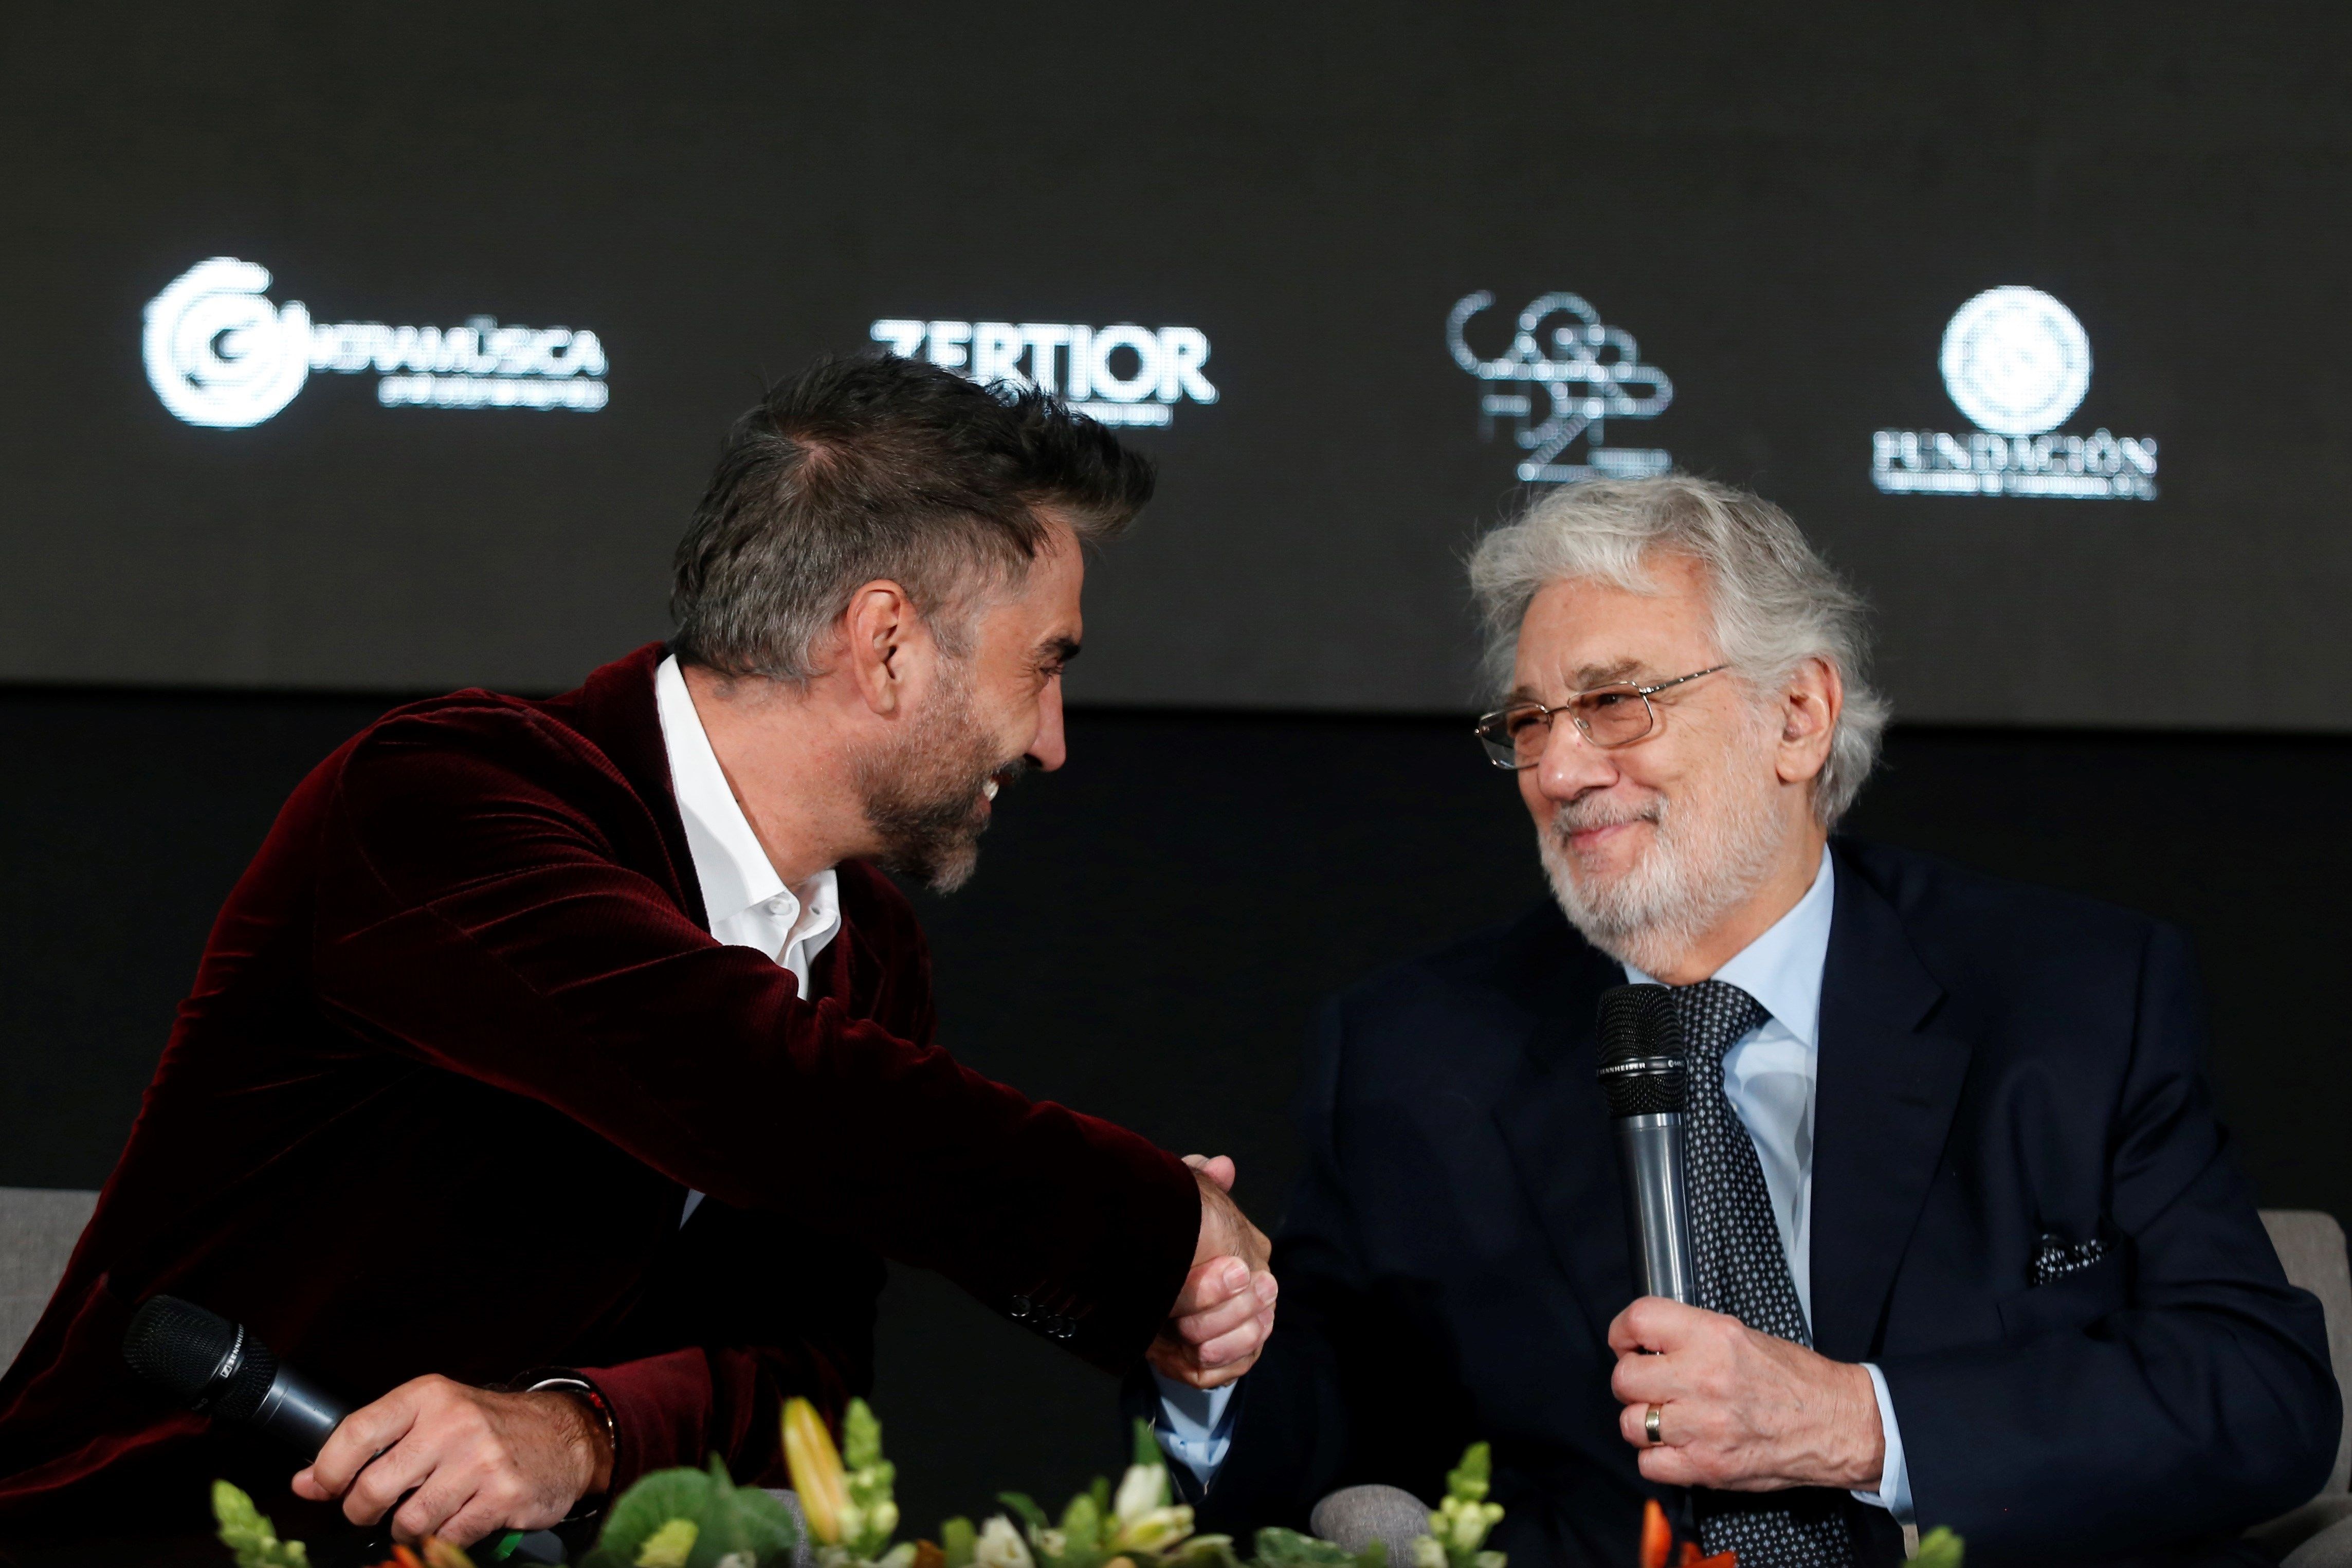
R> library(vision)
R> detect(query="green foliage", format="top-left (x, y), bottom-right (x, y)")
top-left (1253, 1529), bottom-right (1359, 1568)
top-left (1165, 1537), bottom-right (1245, 1568)
top-left (1247, 1529), bottom-right (1383, 1568)
top-left (212, 1481), bottom-right (309, 1568)
top-left (1132, 1420), bottom-right (1164, 1470)
top-left (1915, 1528), bottom-right (1965, 1568)
top-left (840, 1399), bottom-right (903, 1560)
top-left (1444, 1446), bottom-right (1491, 1505)
top-left (1423, 1444), bottom-right (1505, 1568)
top-left (584, 1455), bottom-right (800, 1568)
top-left (942, 1517), bottom-right (979, 1568)
top-left (1060, 1489), bottom-right (1105, 1568)
top-left (635, 1519), bottom-right (700, 1568)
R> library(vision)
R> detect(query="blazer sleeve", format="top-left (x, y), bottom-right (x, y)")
top-left (309, 705), bottom-right (1199, 1374)
top-left (576, 1207), bottom-right (887, 1492)
top-left (1877, 921), bottom-right (2341, 1554)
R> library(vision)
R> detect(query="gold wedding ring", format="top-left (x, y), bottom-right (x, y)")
top-left (1645, 1403), bottom-right (1664, 1445)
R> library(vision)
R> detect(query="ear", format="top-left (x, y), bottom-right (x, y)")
top-left (837, 580), bottom-right (931, 717)
top-left (1773, 657), bottom-right (1844, 788)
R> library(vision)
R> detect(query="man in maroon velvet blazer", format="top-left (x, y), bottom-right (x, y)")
top-left (0, 357), bottom-right (1277, 1556)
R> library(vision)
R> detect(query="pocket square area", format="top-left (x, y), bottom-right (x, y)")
top-left (2031, 1231), bottom-right (2111, 1286)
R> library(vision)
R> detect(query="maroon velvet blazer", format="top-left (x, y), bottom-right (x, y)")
top-left (0, 644), bottom-right (1198, 1544)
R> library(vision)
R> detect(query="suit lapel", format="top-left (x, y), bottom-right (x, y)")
top-left (1491, 931), bottom-right (1642, 1345)
top-left (1808, 846), bottom-right (1973, 1361)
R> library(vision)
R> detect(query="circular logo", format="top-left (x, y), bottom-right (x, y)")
top-left (142, 258), bottom-right (312, 429)
top-left (1938, 286), bottom-right (2092, 437)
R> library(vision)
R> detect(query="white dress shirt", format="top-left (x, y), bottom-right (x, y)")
top-left (654, 654), bottom-right (842, 1226)
top-left (1156, 847), bottom-right (1915, 1535)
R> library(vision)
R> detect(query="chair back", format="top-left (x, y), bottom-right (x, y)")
top-left (2263, 1209), bottom-right (2352, 1498)
top-left (0, 1186), bottom-right (99, 1370)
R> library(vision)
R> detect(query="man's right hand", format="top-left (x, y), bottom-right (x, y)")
top-left (1148, 1154), bottom-right (1278, 1389)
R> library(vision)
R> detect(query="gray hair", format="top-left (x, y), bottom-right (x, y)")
top-left (671, 355), bottom-right (1153, 683)
top-left (1466, 474), bottom-right (1888, 826)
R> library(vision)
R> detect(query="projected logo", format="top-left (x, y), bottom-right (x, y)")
top-left (1871, 286), bottom-right (2156, 500)
top-left (142, 257), bottom-right (611, 429)
top-left (1448, 291), bottom-right (1674, 484)
top-left (870, 318), bottom-right (1217, 428)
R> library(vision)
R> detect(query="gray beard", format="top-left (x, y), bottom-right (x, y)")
top-left (1538, 751), bottom-right (1789, 976)
top-left (853, 669), bottom-right (1012, 895)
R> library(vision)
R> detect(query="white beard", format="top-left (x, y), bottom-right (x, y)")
top-left (1538, 733), bottom-right (1790, 976)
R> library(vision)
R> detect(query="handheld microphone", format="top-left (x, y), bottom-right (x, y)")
top-left (1596, 983), bottom-right (1696, 1304)
top-left (122, 1294), bottom-right (349, 1455)
top-left (123, 1296), bottom-right (566, 1564)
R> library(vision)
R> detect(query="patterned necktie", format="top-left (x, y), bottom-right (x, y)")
top-left (1674, 980), bottom-right (1857, 1568)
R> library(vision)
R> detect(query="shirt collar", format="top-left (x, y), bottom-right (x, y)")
top-left (1625, 844), bottom-right (1835, 1050)
top-left (654, 653), bottom-right (786, 926)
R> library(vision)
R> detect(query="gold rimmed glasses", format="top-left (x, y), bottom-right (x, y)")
top-left (1473, 665), bottom-right (1729, 769)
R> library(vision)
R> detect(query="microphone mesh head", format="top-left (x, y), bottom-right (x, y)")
top-left (1595, 983), bottom-right (1688, 1116)
top-left (122, 1295), bottom-right (278, 1418)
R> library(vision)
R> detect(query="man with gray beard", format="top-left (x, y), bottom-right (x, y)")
top-left (1156, 477), bottom-right (2336, 1568)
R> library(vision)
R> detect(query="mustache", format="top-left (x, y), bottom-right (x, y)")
top-left (1548, 793), bottom-right (1664, 841)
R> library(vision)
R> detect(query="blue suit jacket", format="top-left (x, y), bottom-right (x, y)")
top-left (1191, 840), bottom-right (2337, 1568)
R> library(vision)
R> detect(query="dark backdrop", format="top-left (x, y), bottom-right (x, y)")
top-left (3, 686), bottom-right (2344, 1531)
top-left (7, 3), bottom-right (2352, 726)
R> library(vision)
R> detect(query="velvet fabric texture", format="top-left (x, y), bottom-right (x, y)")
top-left (0, 644), bottom-right (1199, 1546)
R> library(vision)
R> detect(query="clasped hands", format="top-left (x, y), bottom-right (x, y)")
top-left (1148, 1153), bottom-right (1279, 1390)
top-left (1608, 1297), bottom-right (1884, 1493)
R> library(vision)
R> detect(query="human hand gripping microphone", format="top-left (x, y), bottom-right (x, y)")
top-left (122, 1294), bottom-right (349, 1452)
top-left (1595, 983), bottom-right (1695, 1305)
top-left (124, 1296), bottom-right (567, 1563)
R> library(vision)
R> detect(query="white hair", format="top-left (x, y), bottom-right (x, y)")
top-left (1466, 474), bottom-right (1889, 826)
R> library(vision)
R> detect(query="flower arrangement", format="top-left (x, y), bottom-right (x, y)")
top-left (209, 1396), bottom-right (1959, 1568)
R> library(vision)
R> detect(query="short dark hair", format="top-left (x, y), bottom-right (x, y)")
top-left (670, 354), bottom-right (1155, 681)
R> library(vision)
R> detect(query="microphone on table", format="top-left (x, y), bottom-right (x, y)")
top-left (1597, 983), bottom-right (1696, 1305)
top-left (122, 1294), bottom-right (349, 1453)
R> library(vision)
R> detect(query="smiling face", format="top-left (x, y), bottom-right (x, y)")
top-left (854, 525), bottom-right (1085, 891)
top-left (1511, 552), bottom-right (1821, 976)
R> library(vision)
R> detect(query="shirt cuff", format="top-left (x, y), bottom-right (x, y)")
top-left (1850, 1362), bottom-right (1916, 1534)
top-left (1151, 1370), bottom-right (1238, 1487)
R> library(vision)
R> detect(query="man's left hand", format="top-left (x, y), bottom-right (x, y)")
top-left (1608, 1297), bottom-right (1883, 1492)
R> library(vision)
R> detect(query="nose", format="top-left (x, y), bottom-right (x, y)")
top-left (1026, 679), bottom-right (1068, 773)
top-left (1532, 713), bottom-right (1617, 801)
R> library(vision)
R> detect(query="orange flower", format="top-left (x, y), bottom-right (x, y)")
top-left (1640, 1500), bottom-right (1672, 1568)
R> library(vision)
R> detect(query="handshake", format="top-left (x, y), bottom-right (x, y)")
top-left (1152, 1154), bottom-right (1280, 1391)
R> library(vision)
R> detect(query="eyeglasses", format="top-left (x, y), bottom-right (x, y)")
top-left (1473, 665), bottom-right (1730, 770)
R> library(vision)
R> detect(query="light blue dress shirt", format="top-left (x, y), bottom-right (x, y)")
top-left (1154, 847), bottom-right (1915, 1529)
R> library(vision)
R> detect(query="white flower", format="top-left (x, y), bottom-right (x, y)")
top-left (1108, 1506), bottom-right (1194, 1554)
top-left (1114, 1461), bottom-right (1168, 1526)
top-left (976, 1516), bottom-right (1035, 1568)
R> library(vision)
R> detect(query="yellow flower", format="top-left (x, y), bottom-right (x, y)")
top-left (783, 1398), bottom-right (852, 1546)
top-left (634, 1518), bottom-right (700, 1568)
